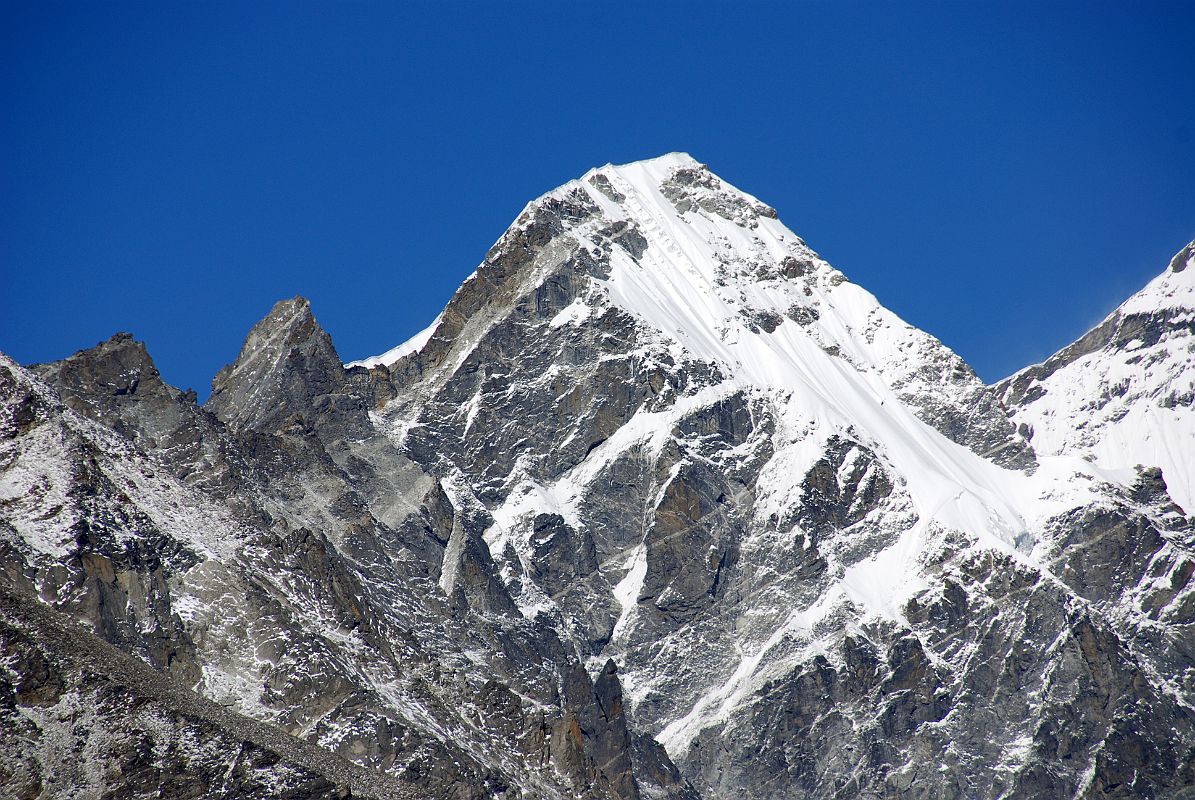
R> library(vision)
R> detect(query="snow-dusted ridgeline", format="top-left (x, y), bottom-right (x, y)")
top-left (998, 241), bottom-right (1195, 512)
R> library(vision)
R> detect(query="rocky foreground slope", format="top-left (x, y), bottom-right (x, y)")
top-left (2, 155), bottom-right (1194, 799)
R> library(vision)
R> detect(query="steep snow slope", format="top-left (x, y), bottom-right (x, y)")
top-left (998, 241), bottom-right (1195, 512)
top-left (347, 314), bottom-right (442, 370)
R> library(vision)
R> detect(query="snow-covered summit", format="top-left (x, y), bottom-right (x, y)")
top-left (362, 154), bottom-right (1031, 468)
top-left (1121, 239), bottom-right (1195, 315)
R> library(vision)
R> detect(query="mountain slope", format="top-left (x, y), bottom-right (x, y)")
top-left (1, 330), bottom-right (692, 799)
top-left (2, 154), bottom-right (1194, 799)
top-left (356, 154), bottom-right (1195, 798)
top-left (0, 577), bottom-right (418, 800)
top-left (997, 241), bottom-right (1195, 513)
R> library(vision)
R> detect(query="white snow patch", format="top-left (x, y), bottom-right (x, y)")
top-left (347, 313), bottom-right (441, 369)
top-left (549, 297), bottom-right (592, 329)
top-left (611, 544), bottom-right (648, 635)
top-left (1003, 250), bottom-right (1195, 512)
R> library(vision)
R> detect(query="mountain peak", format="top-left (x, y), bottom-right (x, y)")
top-left (593, 151), bottom-right (703, 174)
top-left (1168, 239), bottom-right (1194, 273)
top-left (598, 151), bottom-right (730, 186)
top-left (30, 330), bottom-right (180, 413)
top-left (255, 295), bottom-right (315, 336)
top-left (1118, 239), bottom-right (1195, 316)
top-left (579, 153), bottom-right (778, 225)
top-left (208, 296), bottom-right (369, 439)
top-left (361, 154), bottom-right (1030, 467)
top-left (998, 238), bottom-right (1195, 511)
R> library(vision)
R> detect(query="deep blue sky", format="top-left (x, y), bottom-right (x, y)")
top-left (3, 2), bottom-right (1194, 398)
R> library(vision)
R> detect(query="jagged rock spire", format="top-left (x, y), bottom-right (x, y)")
top-left (207, 297), bottom-right (369, 441)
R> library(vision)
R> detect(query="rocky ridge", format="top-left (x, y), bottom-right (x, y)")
top-left (1, 323), bottom-right (692, 798)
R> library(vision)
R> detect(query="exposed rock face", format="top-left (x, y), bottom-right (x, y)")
top-left (0, 579), bottom-right (411, 800)
top-left (2, 155), bottom-right (1194, 799)
top-left (0, 307), bottom-right (691, 799)
top-left (208, 297), bottom-right (372, 443)
top-left (31, 331), bottom-right (187, 433)
top-left (29, 333), bottom-right (219, 481)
